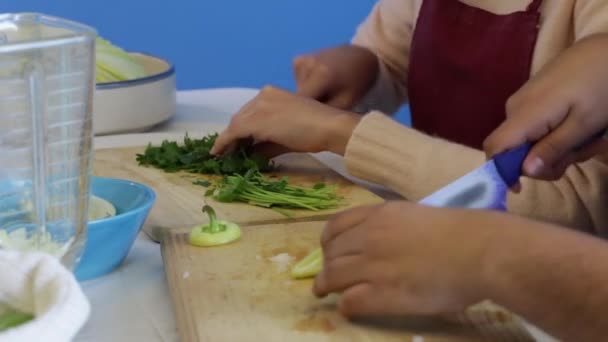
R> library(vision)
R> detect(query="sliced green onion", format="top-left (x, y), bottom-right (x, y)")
top-left (188, 205), bottom-right (242, 247)
top-left (291, 248), bottom-right (323, 279)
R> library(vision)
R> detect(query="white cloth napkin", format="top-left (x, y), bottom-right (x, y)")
top-left (0, 250), bottom-right (90, 342)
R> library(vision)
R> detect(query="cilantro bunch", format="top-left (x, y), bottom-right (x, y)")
top-left (135, 133), bottom-right (273, 175)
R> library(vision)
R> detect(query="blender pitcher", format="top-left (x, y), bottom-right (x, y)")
top-left (0, 13), bottom-right (96, 270)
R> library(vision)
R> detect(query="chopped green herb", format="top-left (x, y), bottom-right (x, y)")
top-left (137, 133), bottom-right (344, 215)
top-left (136, 133), bottom-right (274, 175)
top-left (193, 180), bottom-right (211, 187)
top-left (313, 183), bottom-right (326, 190)
top-left (200, 170), bottom-right (342, 216)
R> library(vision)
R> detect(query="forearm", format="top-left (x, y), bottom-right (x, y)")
top-left (481, 214), bottom-right (608, 341)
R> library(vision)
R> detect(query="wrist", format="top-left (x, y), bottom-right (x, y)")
top-left (349, 46), bottom-right (382, 112)
top-left (354, 46), bottom-right (381, 99)
top-left (475, 215), bottom-right (608, 341)
top-left (326, 111), bottom-right (361, 155)
top-left (476, 213), bottom-right (559, 311)
top-left (474, 212), bottom-right (529, 303)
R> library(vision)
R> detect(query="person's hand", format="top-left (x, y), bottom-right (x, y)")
top-left (313, 202), bottom-right (498, 317)
top-left (484, 34), bottom-right (608, 180)
top-left (210, 86), bottom-right (361, 157)
top-left (293, 45), bottom-right (379, 109)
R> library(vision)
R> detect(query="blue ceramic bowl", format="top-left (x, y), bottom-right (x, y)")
top-left (75, 176), bottom-right (156, 281)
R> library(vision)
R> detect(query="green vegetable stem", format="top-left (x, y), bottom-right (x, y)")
top-left (201, 170), bottom-right (343, 216)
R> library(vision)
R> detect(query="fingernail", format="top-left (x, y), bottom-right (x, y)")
top-left (524, 157), bottom-right (544, 176)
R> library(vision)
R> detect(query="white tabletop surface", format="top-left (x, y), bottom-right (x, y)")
top-left (76, 88), bottom-right (555, 342)
top-left (77, 88), bottom-right (257, 342)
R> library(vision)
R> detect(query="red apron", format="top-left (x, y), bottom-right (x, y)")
top-left (408, 0), bottom-right (543, 149)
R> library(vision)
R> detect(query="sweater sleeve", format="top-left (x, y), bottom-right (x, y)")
top-left (574, 1), bottom-right (608, 39)
top-left (345, 112), bottom-right (608, 236)
top-left (350, 0), bottom-right (417, 115)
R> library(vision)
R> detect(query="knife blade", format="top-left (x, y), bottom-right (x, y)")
top-left (418, 143), bottom-right (531, 210)
top-left (419, 127), bottom-right (608, 211)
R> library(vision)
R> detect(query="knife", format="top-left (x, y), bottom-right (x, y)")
top-left (418, 143), bottom-right (531, 211)
top-left (419, 127), bottom-right (608, 211)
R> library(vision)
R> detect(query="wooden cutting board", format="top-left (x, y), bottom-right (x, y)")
top-left (94, 146), bottom-right (533, 341)
top-left (162, 221), bottom-right (534, 342)
top-left (93, 147), bottom-right (384, 241)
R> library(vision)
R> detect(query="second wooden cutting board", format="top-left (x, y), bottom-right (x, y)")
top-left (93, 147), bottom-right (384, 241)
top-left (162, 221), bottom-right (534, 342)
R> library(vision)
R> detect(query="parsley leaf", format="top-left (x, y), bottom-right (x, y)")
top-left (136, 133), bottom-right (274, 175)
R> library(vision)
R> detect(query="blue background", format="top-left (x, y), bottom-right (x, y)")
top-left (4, 0), bottom-right (410, 123)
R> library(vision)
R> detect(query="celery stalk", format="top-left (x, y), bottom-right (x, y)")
top-left (95, 37), bottom-right (147, 83)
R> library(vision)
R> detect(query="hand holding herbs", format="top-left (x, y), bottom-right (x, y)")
top-left (189, 205), bottom-right (242, 247)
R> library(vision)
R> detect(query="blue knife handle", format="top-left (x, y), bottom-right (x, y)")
top-left (493, 143), bottom-right (531, 188)
top-left (493, 129), bottom-right (606, 187)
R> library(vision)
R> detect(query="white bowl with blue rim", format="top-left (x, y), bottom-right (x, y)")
top-left (74, 176), bottom-right (156, 281)
top-left (93, 53), bottom-right (176, 135)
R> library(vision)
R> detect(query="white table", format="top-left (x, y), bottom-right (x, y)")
top-left (76, 88), bottom-right (554, 342)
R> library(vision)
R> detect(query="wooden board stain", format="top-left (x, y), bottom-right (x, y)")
top-left (293, 315), bottom-right (336, 333)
